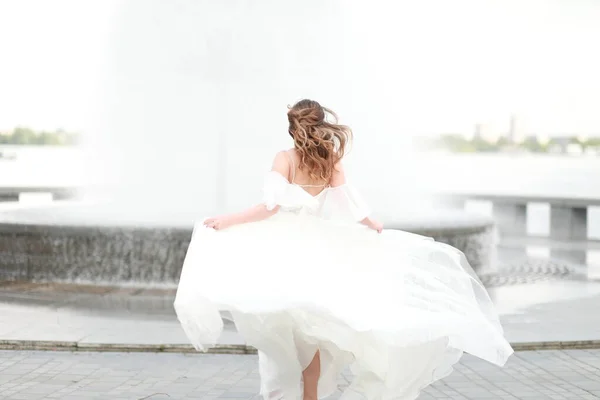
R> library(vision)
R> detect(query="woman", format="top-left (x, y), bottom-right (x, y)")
top-left (174, 99), bottom-right (513, 400)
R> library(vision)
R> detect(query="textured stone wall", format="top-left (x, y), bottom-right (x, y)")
top-left (386, 211), bottom-right (496, 272)
top-left (414, 225), bottom-right (495, 272)
top-left (0, 223), bottom-right (190, 284)
top-left (0, 219), bottom-right (494, 284)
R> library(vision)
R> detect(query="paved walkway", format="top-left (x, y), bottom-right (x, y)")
top-left (2, 280), bottom-right (600, 350)
top-left (1, 349), bottom-right (600, 399)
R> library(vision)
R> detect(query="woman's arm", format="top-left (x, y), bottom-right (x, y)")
top-left (331, 162), bottom-right (383, 233)
top-left (360, 216), bottom-right (383, 233)
top-left (204, 204), bottom-right (279, 230)
top-left (204, 152), bottom-right (290, 230)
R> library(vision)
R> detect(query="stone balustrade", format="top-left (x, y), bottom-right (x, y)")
top-left (0, 187), bottom-right (77, 202)
top-left (440, 193), bottom-right (600, 264)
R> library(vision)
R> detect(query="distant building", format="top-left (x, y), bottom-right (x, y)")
top-left (567, 144), bottom-right (584, 155)
top-left (507, 115), bottom-right (516, 143)
top-left (473, 123), bottom-right (499, 142)
top-left (585, 146), bottom-right (600, 156)
top-left (474, 123), bottom-right (483, 140)
top-left (506, 114), bottom-right (527, 143)
top-left (547, 136), bottom-right (583, 155)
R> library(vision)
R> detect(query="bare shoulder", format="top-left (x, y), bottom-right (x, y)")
top-left (334, 161), bottom-right (345, 172)
top-left (271, 150), bottom-right (291, 181)
top-left (330, 161), bottom-right (346, 187)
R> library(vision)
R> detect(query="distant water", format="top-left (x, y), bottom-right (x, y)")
top-left (1, 145), bottom-right (599, 238)
top-left (0, 145), bottom-right (83, 187)
top-left (416, 152), bottom-right (600, 199)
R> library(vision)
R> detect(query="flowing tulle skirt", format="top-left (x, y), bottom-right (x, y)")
top-left (174, 211), bottom-right (513, 400)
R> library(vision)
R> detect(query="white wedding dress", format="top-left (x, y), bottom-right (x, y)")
top-left (174, 167), bottom-right (513, 400)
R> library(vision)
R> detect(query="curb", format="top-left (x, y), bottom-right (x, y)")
top-left (2, 339), bottom-right (600, 354)
top-left (511, 340), bottom-right (600, 351)
top-left (0, 340), bottom-right (257, 354)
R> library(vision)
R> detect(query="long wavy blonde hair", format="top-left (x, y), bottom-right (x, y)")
top-left (287, 99), bottom-right (352, 183)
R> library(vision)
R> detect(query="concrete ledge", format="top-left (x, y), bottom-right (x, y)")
top-left (440, 193), bottom-right (600, 208)
top-left (384, 209), bottom-right (493, 234)
top-left (3, 339), bottom-right (599, 354)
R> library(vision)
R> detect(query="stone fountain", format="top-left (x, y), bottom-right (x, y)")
top-left (0, 1), bottom-right (495, 285)
top-left (0, 201), bottom-right (493, 285)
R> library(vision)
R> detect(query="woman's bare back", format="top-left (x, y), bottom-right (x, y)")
top-left (283, 149), bottom-right (346, 197)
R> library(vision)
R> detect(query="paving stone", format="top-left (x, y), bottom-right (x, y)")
top-left (1, 350), bottom-right (600, 399)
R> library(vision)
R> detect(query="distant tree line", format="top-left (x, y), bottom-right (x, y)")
top-left (0, 127), bottom-right (79, 146)
top-left (420, 134), bottom-right (600, 154)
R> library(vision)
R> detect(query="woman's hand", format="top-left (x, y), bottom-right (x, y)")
top-left (204, 215), bottom-right (235, 231)
top-left (369, 219), bottom-right (383, 233)
top-left (361, 217), bottom-right (383, 233)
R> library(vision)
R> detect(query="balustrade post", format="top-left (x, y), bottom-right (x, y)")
top-left (493, 202), bottom-right (527, 259)
top-left (550, 206), bottom-right (587, 264)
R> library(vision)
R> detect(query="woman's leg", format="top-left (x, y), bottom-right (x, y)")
top-left (302, 350), bottom-right (321, 400)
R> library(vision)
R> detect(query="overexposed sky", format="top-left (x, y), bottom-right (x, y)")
top-left (0, 0), bottom-right (118, 132)
top-left (0, 0), bottom-right (599, 136)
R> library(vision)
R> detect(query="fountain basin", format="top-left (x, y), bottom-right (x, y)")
top-left (384, 209), bottom-right (495, 271)
top-left (0, 204), bottom-right (494, 284)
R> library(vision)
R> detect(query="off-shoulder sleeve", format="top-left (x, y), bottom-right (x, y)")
top-left (262, 171), bottom-right (289, 211)
top-left (341, 184), bottom-right (371, 221)
top-left (323, 184), bottom-right (371, 222)
top-left (262, 171), bottom-right (371, 220)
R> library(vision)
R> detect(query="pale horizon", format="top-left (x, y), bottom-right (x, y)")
top-left (0, 0), bottom-right (599, 137)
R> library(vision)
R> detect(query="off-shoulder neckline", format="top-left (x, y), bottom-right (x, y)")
top-left (269, 171), bottom-right (348, 198)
